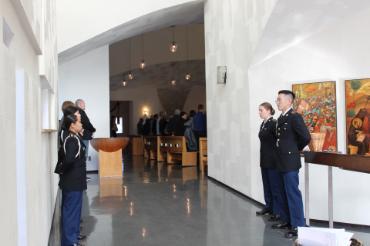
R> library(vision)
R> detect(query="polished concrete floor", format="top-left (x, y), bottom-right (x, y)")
top-left (50, 156), bottom-right (370, 246)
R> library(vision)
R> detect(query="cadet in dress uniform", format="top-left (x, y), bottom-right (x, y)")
top-left (59, 114), bottom-right (87, 246)
top-left (272, 90), bottom-right (311, 239)
top-left (256, 102), bottom-right (282, 221)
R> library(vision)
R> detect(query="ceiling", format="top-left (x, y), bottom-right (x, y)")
top-left (58, 1), bottom-right (204, 64)
top-left (251, 0), bottom-right (370, 67)
top-left (110, 60), bottom-right (205, 91)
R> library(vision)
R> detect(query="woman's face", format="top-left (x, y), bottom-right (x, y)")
top-left (259, 106), bottom-right (271, 120)
top-left (74, 111), bottom-right (81, 122)
top-left (70, 120), bottom-right (83, 133)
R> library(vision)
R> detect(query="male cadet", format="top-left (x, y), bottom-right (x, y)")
top-left (272, 90), bottom-right (311, 239)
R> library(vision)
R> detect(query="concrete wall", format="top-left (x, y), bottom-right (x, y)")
top-left (59, 45), bottom-right (110, 171)
top-left (0, 0), bottom-right (58, 245)
top-left (204, 0), bottom-right (277, 200)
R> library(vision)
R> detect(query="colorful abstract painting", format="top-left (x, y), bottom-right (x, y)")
top-left (345, 79), bottom-right (370, 156)
top-left (292, 81), bottom-right (337, 152)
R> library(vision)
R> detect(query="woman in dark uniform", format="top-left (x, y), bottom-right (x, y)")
top-left (256, 102), bottom-right (281, 221)
top-left (59, 114), bottom-right (87, 246)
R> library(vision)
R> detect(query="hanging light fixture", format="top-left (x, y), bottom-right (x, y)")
top-left (170, 62), bottom-right (176, 86)
top-left (139, 34), bottom-right (146, 69)
top-left (169, 26), bottom-right (178, 53)
top-left (128, 72), bottom-right (134, 80)
top-left (128, 38), bottom-right (134, 80)
top-left (122, 74), bottom-right (127, 87)
top-left (185, 25), bottom-right (191, 81)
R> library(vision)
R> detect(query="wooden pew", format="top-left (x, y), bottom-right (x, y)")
top-left (158, 136), bottom-right (197, 166)
top-left (131, 135), bottom-right (144, 156)
top-left (199, 137), bottom-right (208, 173)
top-left (143, 136), bottom-right (158, 160)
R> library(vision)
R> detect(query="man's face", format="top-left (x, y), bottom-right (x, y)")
top-left (79, 101), bottom-right (86, 110)
top-left (276, 93), bottom-right (291, 111)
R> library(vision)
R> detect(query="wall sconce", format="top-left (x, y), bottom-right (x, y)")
top-left (142, 106), bottom-right (149, 116)
top-left (217, 66), bottom-right (227, 84)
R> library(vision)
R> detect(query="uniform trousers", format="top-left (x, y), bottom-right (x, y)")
top-left (278, 170), bottom-right (305, 227)
top-left (261, 167), bottom-right (282, 215)
top-left (61, 190), bottom-right (83, 246)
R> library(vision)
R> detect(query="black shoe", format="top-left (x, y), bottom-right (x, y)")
top-left (285, 227), bottom-right (298, 238)
top-left (78, 234), bottom-right (87, 240)
top-left (268, 214), bottom-right (280, 222)
top-left (256, 208), bottom-right (272, 216)
top-left (271, 222), bottom-right (291, 229)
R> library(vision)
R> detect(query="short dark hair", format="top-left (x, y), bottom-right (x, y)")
top-left (278, 90), bottom-right (295, 100)
top-left (61, 101), bottom-right (74, 112)
top-left (63, 105), bottom-right (79, 117)
top-left (63, 114), bottom-right (78, 130)
top-left (197, 104), bottom-right (204, 110)
top-left (260, 102), bottom-right (275, 115)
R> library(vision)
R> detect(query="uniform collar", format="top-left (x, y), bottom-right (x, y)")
top-left (282, 107), bottom-right (293, 116)
top-left (263, 116), bottom-right (273, 123)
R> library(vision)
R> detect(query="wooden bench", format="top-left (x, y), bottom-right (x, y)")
top-left (131, 135), bottom-right (144, 156)
top-left (158, 136), bottom-right (197, 166)
top-left (143, 136), bottom-right (158, 160)
top-left (199, 137), bottom-right (208, 173)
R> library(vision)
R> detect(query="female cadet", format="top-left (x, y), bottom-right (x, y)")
top-left (256, 102), bottom-right (281, 221)
top-left (59, 114), bottom-right (87, 246)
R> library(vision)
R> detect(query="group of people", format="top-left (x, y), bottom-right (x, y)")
top-left (257, 90), bottom-right (311, 239)
top-left (57, 99), bottom-right (96, 246)
top-left (137, 104), bottom-right (207, 151)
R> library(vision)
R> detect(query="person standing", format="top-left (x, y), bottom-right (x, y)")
top-left (75, 99), bottom-right (96, 159)
top-left (192, 104), bottom-right (207, 140)
top-left (272, 90), bottom-right (311, 239)
top-left (59, 114), bottom-right (87, 246)
top-left (256, 102), bottom-right (281, 222)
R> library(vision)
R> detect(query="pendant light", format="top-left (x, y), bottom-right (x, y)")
top-left (170, 62), bottom-right (176, 86)
top-left (122, 74), bottom-right (127, 87)
top-left (139, 34), bottom-right (146, 69)
top-left (169, 26), bottom-right (178, 53)
top-left (185, 25), bottom-right (191, 81)
top-left (128, 38), bottom-right (134, 80)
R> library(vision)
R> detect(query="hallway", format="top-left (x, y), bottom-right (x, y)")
top-left (74, 157), bottom-right (291, 246)
top-left (48, 156), bottom-right (370, 246)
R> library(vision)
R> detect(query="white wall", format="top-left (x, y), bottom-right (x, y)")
top-left (205, 0), bottom-right (370, 225)
top-left (59, 46), bottom-right (110, 171)
top-left (204, 0), bottom-right (277, 199)
top-left (57, 0), bottom-right (199, 52)
top-left (183, 85), bottom-right (206, 112)
top-left (249, 9), bottom-right (370, 225)
top-left (0, 0), bottom-right (58, 245)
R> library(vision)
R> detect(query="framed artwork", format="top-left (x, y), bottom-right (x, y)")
top-left (292, 81), bottom-right (337, 152)
top-left (345, 79), bottom-right (370, 156)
